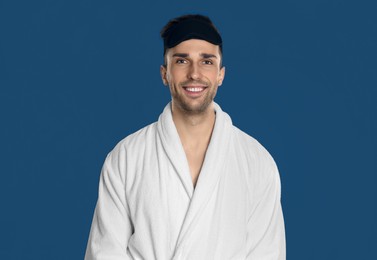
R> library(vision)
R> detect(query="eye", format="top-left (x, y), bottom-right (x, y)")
top-left (203, 60), bottom-right (213, 65)
top-left (176, 59), bottom-right (187, 64)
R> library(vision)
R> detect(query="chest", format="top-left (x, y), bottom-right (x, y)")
top-left (184, 146), bottom-right (207, 187)
top-left (125, 146), bottom-right (249, 259)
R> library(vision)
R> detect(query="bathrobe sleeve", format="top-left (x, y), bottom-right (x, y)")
top-left (85, 150), bottom-right (134, 260)
top-left (246, 166), bottom-right (286, 260)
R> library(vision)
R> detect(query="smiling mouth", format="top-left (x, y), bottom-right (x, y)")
top-left (183, 87), bottom-right (206, 92)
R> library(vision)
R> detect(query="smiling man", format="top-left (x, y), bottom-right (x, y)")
top-left (85, 14), bottom-right (286, 260)
top-left (160, 36), bottom-right (225, 187)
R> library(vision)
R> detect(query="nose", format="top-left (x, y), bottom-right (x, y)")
top-left (187, 63), bottom-right (201, 80)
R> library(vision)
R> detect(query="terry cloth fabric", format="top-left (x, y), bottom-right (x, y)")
top-left (85, 102), bottom-right (286, 260)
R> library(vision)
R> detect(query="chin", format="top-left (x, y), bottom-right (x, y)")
top-left (180, 100), bottom-right (213, 114)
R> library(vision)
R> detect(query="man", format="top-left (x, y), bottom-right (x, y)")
top-left (85, 14), bottom-right (285, 260)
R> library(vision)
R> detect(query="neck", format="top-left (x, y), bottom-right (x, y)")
top-left (171, 102), bottom-right (216, 147)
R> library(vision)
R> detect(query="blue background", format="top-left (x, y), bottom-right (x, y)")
top-left (1, 0), bottom-right (376, 259)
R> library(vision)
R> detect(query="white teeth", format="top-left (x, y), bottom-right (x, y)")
top-left (186, 87), bottom-right (204, 92)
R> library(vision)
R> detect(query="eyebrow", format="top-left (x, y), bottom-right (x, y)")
top-left (172, 53), bottom-right (188, 58)
top-left (201, 53), bottom-right (217, 59)
top-left (172, 53), bottom-right (218, 59)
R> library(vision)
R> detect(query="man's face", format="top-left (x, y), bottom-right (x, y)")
top-left (160, 39), bottom-right (225, 114)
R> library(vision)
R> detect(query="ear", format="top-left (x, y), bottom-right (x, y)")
top-left (218, 66), bottom-right (225, 86)
top-left (160, 65), bottom-right (168, 86)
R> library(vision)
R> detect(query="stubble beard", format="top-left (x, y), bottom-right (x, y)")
top-left (171, 81), bottom-right (217, 115)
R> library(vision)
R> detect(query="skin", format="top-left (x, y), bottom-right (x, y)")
top-left (160, 39), bottom-right (225, 187)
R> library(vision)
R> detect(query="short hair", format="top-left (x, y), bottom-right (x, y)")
top-left (160, 14), bottom-right (223, 67)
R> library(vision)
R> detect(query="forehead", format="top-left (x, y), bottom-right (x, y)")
top-left (167, 39), bottom-right (221, 57)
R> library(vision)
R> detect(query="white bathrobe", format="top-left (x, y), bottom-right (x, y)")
top-left (85, 102), bottom-right (285, 260)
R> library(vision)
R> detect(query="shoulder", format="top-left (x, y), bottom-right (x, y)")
top-left (105, 122), bottom-right (158, 165)
top-left (232, 126), bottom-right (280, 186)
top-left (97, 122), bottom-right (158, 187)
top-left (234, 127), bottom-right (277, 168)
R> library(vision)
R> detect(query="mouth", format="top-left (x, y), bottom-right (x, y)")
top-left (182, 82), bottom-right (208, 95)
top-left (182, 86), bottom-right (207, 98)
top-left (183, 86), bottom-right (206, 93)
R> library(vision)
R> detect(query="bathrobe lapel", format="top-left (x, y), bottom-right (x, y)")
top-left (157, 103), bottom-right (194, 199)
top-left (156, 102), bottom-right (233, 255)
